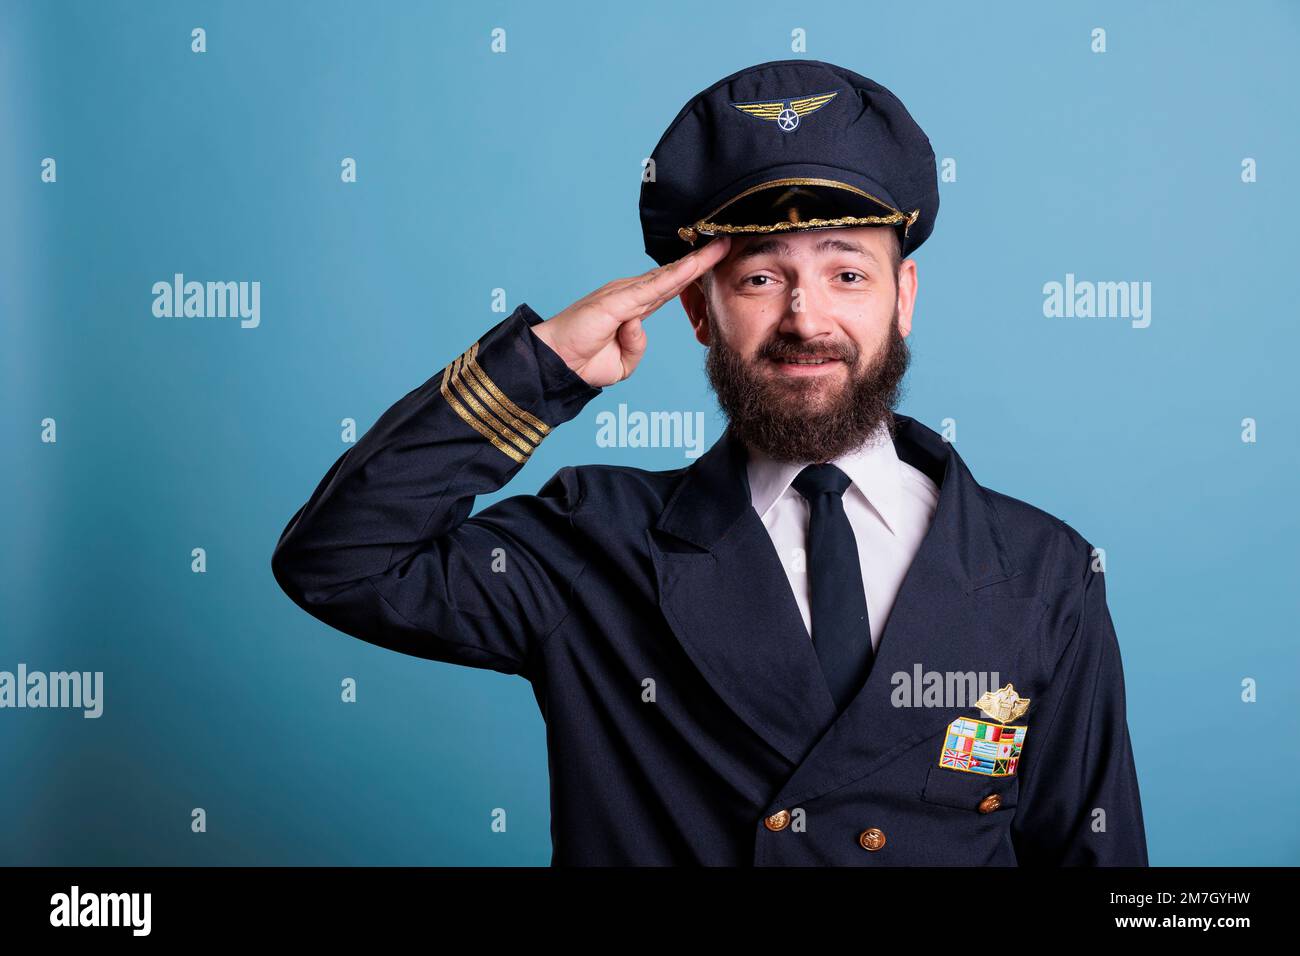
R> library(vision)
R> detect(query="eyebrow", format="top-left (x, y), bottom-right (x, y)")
top-left (733, 236), bottom-right (880, 265)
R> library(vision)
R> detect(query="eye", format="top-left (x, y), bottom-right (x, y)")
top-left (742, 274), bottom-right (776, 287)
top-left (837, 271), bottom-right (866, 283)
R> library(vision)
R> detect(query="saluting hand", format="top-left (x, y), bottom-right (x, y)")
top-left (531, 236), bottom-right (731, 389)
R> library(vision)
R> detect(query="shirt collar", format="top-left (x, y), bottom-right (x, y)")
top-left (744, 422), bottom-right (905, 535)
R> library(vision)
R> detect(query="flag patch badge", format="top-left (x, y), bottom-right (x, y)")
top-left (938, 717), bottom-right (1028, 777)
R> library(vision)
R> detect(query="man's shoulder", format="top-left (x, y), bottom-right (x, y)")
top-left (540, 459), bottom-right (694, 514)
top-left (898, 416), bottom-right (1094, 579)
top-left (978, 484), bottom-right (1098, 584)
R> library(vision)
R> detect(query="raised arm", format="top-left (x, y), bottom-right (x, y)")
top-left (270, 237), bottom-right (730, 680)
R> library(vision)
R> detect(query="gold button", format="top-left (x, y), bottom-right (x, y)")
top-left (978, 794), bottom-right (1002, 814)
top-left (764, 810), bottom-right (791, 832)
top-left (858, 827), bottom-right (886, 851)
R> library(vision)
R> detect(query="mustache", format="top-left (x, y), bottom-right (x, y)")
top-left (759, 338), bottom-right (858, 363)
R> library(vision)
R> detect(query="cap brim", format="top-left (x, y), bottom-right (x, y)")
top-left (677, 163), bottom-right (920, 246)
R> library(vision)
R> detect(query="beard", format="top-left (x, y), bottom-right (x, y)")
top-left (704, 301), bottom-right (911, 464)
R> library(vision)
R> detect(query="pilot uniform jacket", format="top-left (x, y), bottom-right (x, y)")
top-left (271, 302), bottom-right (1150, 867)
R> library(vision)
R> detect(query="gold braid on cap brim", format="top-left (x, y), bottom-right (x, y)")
top-left (675, 175), bottom-right (921, 245)
top-left (679, 211), bottom-right (918, 244)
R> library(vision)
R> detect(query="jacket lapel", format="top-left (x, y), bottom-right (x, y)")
top-left (646, 412), bottom-right (1048, 802)
top-left (768, 415), bottom-right (1048, 809)
top-left (646, 422), bottom-right (839, 766)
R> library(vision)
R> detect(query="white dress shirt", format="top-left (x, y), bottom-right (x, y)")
top-left (744, 423), bottom-right (940, 653)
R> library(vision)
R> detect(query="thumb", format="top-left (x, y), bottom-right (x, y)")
top-left (617, 317), bottom-right (647, 377)
top-left (618, 316), bottom-right (646, 356)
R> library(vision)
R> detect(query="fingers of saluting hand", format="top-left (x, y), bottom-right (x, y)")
top-left (614, 236), bottom-right (731, 315)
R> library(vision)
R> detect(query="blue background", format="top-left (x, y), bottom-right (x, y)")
top-left (3, 0), bottom-right (1297, 865)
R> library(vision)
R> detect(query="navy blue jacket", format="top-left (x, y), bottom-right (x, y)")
top-left (271, 303), bottom-right (1149, 866)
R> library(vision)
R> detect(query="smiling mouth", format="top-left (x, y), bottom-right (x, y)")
top-left (766, 355), bottom-right (844, 379)
top-left (769, 355), bottom-right (842, 366)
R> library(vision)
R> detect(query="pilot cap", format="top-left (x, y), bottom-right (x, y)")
top-left (639, 59), bottom-right (940, 266)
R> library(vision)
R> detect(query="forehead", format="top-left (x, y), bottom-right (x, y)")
top-left (727, 226), bottom-right (891, 264)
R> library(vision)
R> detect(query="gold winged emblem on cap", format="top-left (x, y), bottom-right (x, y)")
top-left (730, 91), bottom-right (838, 131)
top-left (975, 684), bottom-right (1031, 724)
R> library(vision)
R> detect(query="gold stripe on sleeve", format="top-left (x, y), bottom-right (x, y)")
top-left (440, 362), bottom-right (529, 465)
top-left (448, 354), bottom-right (536, 457)
top-left (459, 357), bottom-right (547, 445)
top-left (463, 342), bottom-right (552, 436)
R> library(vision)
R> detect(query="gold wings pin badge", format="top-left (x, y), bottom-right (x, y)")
top-left (975, 684), bottom-right (1031, 723)
top-left (730, 91), bottom-right (838, 132)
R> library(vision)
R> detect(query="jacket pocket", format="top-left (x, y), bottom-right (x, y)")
top-left (920, 762), bottom-right (1020, 813)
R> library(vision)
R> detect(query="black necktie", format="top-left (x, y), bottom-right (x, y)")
top-left (791, 463), bottom-right (874, 713)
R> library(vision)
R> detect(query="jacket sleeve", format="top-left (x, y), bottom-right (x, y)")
top-left (1010, 540), bottom-right (1150, 865)
top-left (270, 302), bottom-right (603, 680)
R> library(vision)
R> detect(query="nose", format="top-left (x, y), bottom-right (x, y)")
top-left (775, 283), bottom-right (839, 345)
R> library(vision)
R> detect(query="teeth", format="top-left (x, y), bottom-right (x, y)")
top-left (781, 357), bottom-right (829, 365)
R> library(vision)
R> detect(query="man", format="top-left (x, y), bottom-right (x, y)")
top-left (271, 59), bottom-right (1148, 866)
